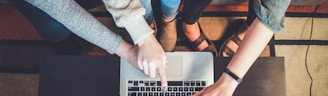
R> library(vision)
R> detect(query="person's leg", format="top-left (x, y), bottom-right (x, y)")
top-left (8, 0), bottom-right (102, 54)
top-left (252, 0), bottom-right (291, 32)
top-left (182, 0), bottom-right (212, 25)
top-left (8, 0), bottom-right (105, 42)
top-left (8, 0), bottom-right (71, 42)
top-left (139, 0), bottom-right (154, 25)
top-left (220, 0), bottom-right (255, 56)
top-left (160, 0), bottom-right (180, 22)
top-left (157, 0), bottom-right (181, 52)
top-left (221, 0), bottom-right (291, 56)
top-left (182, 0), bottom-right (215, 53)
top-left (24, 0), bottom-right (123, 54)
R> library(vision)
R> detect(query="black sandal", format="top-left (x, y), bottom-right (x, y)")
top-left (219, 19), bottom-right (248, 57)
top-left (188, 22), bottom-right (218, 56)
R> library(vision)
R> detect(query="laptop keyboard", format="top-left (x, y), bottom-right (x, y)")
top-left (127, 80), bottom-right (207, 96)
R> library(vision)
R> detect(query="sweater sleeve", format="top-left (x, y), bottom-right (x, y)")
top-left (102, 0), bottom-right (154, 44)
top-left (25, 0), bottom-right (122, 54)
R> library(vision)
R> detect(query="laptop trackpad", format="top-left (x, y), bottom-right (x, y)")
top-left (166, 55), bottom-right (182, 77)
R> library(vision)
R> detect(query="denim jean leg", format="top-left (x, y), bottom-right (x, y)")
top-left (252, 0), bottom-right (291, 32)
top-left (140, 0), bottom-right (154, 24)
top-left (161, 0), bottom-right (180, 20)
top-left (8, 0), bottom-right (71, 42)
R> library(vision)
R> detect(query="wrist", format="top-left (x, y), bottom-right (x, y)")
top-left (137, 35), bottom-right (156, 46)
top-left (224, 68), bottom-right (243, 84)
top-left (212, 73), bottom-right (239, 92)
top-left (221, 73), bottom-right (240, 86)
top-left (115, 40), bottom-right (135, 58)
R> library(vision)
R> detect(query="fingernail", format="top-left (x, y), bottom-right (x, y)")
top-left (162, 86), bottom-right (167, 91)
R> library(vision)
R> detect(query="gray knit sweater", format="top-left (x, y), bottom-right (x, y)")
top-left (26, 0), bottom-right (153, 54)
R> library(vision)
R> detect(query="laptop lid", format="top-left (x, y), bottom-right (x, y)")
top-left (38, 55), bottom-right (285, 96)
top-left (39, 55), bottom-right (120, 96)
top-left (120, 52), bottom-right (214, 96)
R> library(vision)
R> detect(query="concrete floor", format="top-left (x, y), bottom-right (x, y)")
top-left (275, 17), bottom-right (328, 96)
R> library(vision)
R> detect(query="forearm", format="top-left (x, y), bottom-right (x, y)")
top-left (228, 0), bottom-right (291, 79)
top-left (227, 18), bottom-right (273, 79)
top-left (26, 0), bottom-right (122, 54)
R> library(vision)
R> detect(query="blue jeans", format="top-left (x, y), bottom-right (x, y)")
top-left (9, 0), bottom-right (71, 42)
top-left (8, 0), bottom-right (105, 42)
top-left (140, 0), bottom-right (181, 24)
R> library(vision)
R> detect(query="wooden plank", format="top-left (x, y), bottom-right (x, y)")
top-left (317, 1), bottom-right (328, 13)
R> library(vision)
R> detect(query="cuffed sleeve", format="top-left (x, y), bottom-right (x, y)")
top-left (124, 16), bottom-right (154, 44)
top-left (253, 0), bottom-right (291, 32)
top-left (102, 0), bottom-right (154, 44)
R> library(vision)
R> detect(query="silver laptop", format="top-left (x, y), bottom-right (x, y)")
top-left (120, 52), bottom-right (214, 96)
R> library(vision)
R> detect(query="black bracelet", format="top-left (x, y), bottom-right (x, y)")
top-left (224, 68), bottom-right (243, 84)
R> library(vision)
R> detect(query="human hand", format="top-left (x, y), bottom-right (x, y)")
top-left (193, 73), bottom-right (239, 96)
top-left (136, 35), bottom-right (168, 89)
top-left (115, 40), bottom-right (138, 67)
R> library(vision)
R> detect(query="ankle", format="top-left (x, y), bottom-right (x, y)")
top-left (162, 17), bottom-right (175, 23)
top-left (182, 22), bottom-right (210, 51)
top-left (237, 31), bottom-right (246, 40)
top-left (149, 22), bottom-right (156, 29)
top-left (182, 22), bottom-right (200, 41)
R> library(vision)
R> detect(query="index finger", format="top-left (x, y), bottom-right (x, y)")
top-left (158, 66), bottom-right (167, 91)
